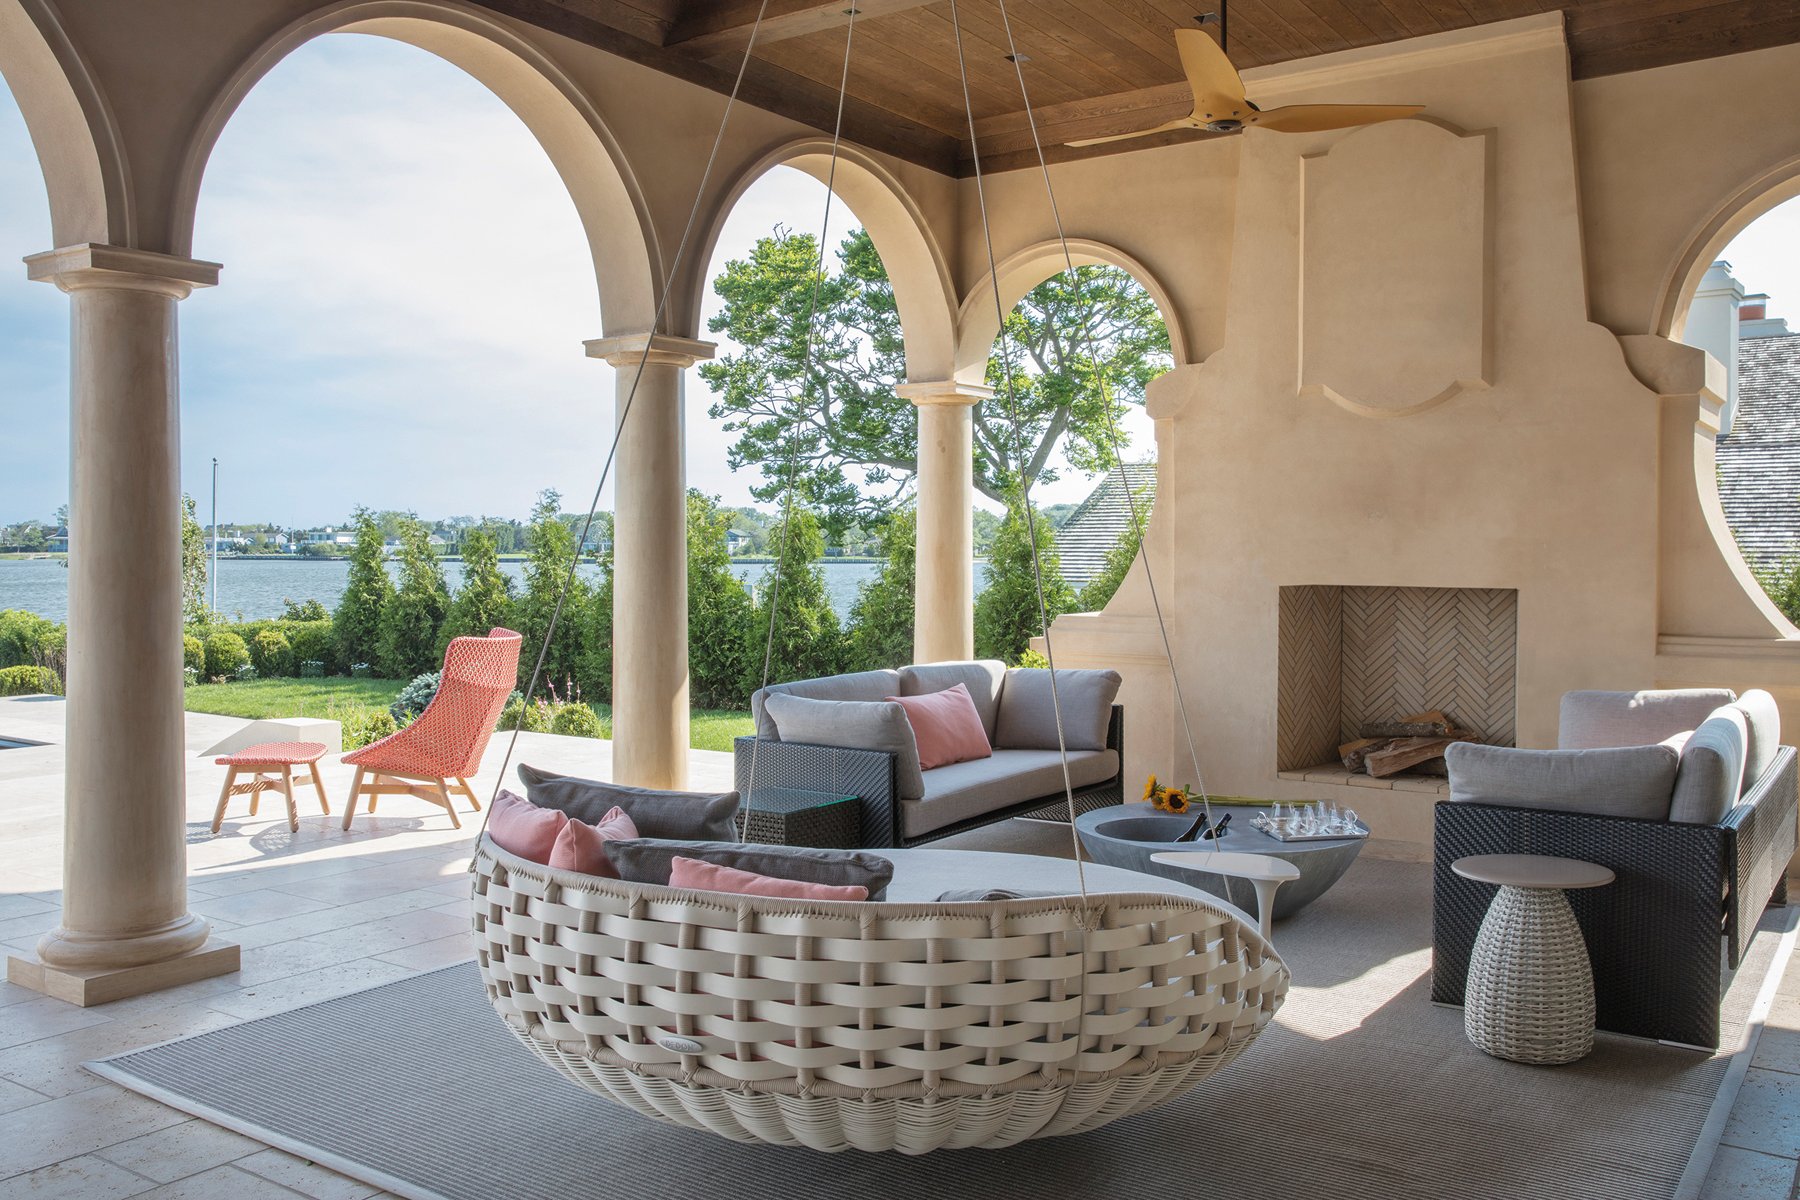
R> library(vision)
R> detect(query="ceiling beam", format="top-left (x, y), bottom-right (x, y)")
top-left (666, 0), bottom-right (943, 58)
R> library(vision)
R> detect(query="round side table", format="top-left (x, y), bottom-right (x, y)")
top-left (1452, 854), bottom-right (1615, 1065)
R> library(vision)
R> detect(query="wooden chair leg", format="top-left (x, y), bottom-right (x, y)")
top-left (308, 761), bottom-right (330, 815)
top-left (248, 776), bottom-right (261, 817)
top-left (281, 766), bottom-right (299, 832)
top-left (211, 767), bottom-right (237, 834)
top-left (457, 777), bottom-right (481, 813)
top-left (435, 779), bottom-right (461, 829)
top-left (341, 766), bottom-right (366, 831)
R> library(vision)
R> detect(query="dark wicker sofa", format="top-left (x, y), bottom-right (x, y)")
top-left (1432, 689), bottom-right (1798, 1049)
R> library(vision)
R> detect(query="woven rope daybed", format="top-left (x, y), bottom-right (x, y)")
top-left (472, 837), bottom-right (1291, 1153)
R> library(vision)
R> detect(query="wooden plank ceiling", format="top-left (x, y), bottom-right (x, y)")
top-left (476, 0), bottom-right (1800, 175)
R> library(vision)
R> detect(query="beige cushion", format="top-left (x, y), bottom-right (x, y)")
top-left (1668, 709), bottom-right (1747, 825)
top-left (1731, 689), bottom-right (1781, 795)
top-left (901, 748), bottom-right (1118, 838)
top-left (762, 691), bottom-right (925, 800)
top-left (994, 668), bottom-right (1122, 751)
top-left (899, 660), bottom-right (1007, 742)
top-left (1558, 688), bottom-right (1735, 750)
top-left (1445, 741), bottom-right (1678, 821)
top-left (750, 669), bottom-right (902, 739)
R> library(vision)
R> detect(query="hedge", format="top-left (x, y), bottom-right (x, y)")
top-left (203, 631), bottom-right (250, 678)
top-left (0, 665), bottom-right (62, 696)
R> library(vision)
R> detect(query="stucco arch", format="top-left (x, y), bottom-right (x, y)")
top-left (0, 0), bottom-right (130, 247)
top-left (687, 137), bottom-right (957, 380)
top-left (954, 238), bottom-right (1191, 385)
top-left (1656, 154), bottom-right (1800, 340)
top-left (167, 0), bottom-right (658, 332)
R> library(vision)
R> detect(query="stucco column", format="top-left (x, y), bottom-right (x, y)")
top-left (585, 333), bottom-right (715, 789)
top-left (898, 381), bottom-right (993, 663)
top-left (7, 244), bottom-right (238, 1007)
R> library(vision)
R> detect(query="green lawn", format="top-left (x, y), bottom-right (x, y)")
top-left (182, 676), bottom-right (754, 752)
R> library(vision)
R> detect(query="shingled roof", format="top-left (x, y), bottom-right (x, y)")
top-left (1719, 333), bottom-right (1800, 569)
top-left (1053, 462), bottom-right (1158, 593)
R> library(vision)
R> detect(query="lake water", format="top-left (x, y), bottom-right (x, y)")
top-left (0, 556), bottom-right (988, 624)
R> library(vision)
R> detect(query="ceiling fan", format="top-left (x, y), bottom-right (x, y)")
top-left (1067, 14), bottom-right (1422, 148)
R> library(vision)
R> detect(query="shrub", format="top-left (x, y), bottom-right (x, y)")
top-left (233, 663), bottom-right (258, 682)
top-left (285, 620), bottom-right (336, 675)
top-left (249, 629), bottom-right (293, 677)
top-left (184, 665), bottom-right (199, 685)
top-left (0, 609), bottom-right (66, 676)
top-left (844, 508), bottom-right (915, 673)
top-left (974, 493), bottom-right (1076, 666)
top-left (743, 501), bottom-right (842, 691)
top-left (281, 598), bottom-right (330, 622)
top-left (377, 517), bottom-right (448, 678)
top-left (299, 659), bottom-right (325, 678)
top-left (686, 492), bottom-right (753, 709)
top-left (497, 694), bottom-right (552, 733)
top-left (334, 507), bottom-right (393, 671)
top-left (0, 665), bottom-right (61, 696)
top-left (549, 701), bottom-right (603, 739)
top-left (183, 634), bottom-right (206, 676)
top-left (350, 662), bottom-right (372, 678)
top-left (341, 707), bottom-right (397, 750)
top-left (203, 631), bottom-right (251, 678)
top-left (390, 671), bottom-right (441, 723)
top-left (515, 490), bottom-right (590, 690)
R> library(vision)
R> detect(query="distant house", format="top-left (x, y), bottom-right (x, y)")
top-left (1052, 462), bottom-right (1158, 594)
top-left (725, 529), bottom-right (748, 555)
top-left (298, 527), bottom-right (354, 548)
top-left (46, 528), bottom-right (69, 553)
top-left (1718, 328), bottom-right (1800, 568)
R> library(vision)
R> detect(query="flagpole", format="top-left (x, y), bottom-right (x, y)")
top-left (210, 457), bottom-right (219, 614)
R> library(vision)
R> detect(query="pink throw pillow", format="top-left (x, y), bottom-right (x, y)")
top-left (548, 805), bottom-right (638, 877)
top-left (886, 682), bottom-right (992, 771)
top-left (487, 790), bottom-right (566, 864)
top-left (668, 856), bottom-right (868, 902)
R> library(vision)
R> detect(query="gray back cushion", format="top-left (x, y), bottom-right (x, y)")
top-left (1558, 688), bottom-right (1736, 750)
top-left (994, 668), bottom-right (1122, 751)
top-left (517, 765), bottom-right (737, 840)
top-left (762, 691), bottom-right (925, 800)
top-left (1731, 689), bottom-right (1781, 794)
top-left (606, 839), bottom-right (894, 899)
top-left (1445, 741), bottom-right (1678, 821)
top-left (750, 669), bottom-right (902, 739)
top-left (899, 660), bottom-right (1007, 741)
top-left (1669, 709), bottom-right (1747, 824)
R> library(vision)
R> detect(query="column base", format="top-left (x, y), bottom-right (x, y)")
top-left (7, 938), bottom-right (241, 1008)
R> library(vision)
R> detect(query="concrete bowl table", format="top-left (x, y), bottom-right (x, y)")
top-left (1075, 806), bottom-right (1365, 921)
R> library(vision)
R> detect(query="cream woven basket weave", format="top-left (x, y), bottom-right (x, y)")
top-left (472, 838), bottom-right (1290, 1153)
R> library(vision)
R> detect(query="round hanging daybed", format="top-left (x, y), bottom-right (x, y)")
top-left (471, 841), bottom-right (1290, 1154)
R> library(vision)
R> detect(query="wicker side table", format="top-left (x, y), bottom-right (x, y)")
top-left (1452, 854), bottom-right (1615, 1065)
top-left (737, 788), bottom-right (860, 848)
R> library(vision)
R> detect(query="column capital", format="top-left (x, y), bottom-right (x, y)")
top-left (897, 380), bottom-right (994, 407)
top-left (25, 244), bottom-right (220, 299)
top-left (585, 332), bottom-right (716, 369)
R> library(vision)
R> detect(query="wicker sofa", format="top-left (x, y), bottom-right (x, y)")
top-left (1432, 688), bottom-right (1799, 1049)
top-left (735, 660), bottom-right (1124, 848)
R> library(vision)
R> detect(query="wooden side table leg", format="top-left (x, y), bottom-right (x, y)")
top-left (211, 767), bottom-right (237, 834)
top-left (281, 766), bottom-right (299, 832)
top-left (342, 766), bottom-right (365, 831)
top-left (308, 761), bottom-right (330, 815)
top-left (248, 775), bottom-right (261, 817)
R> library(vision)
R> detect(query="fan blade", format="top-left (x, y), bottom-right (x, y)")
top-left (1173, 28), bottom-right (1250, 116)
top-left (1246, 103), bottom-right (1423, 133)
top-left (1067, 116), bottom-right (1204, 148)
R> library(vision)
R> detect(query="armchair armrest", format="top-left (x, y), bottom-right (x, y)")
top-left (1723, 744), bottom-right (1799, 966)
top-left (733, 736), bottom-right (899, 848)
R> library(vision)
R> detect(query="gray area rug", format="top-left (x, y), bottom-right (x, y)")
top-left (90, 861), bottom-right (1793, 1200)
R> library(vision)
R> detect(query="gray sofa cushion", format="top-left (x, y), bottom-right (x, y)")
top-left (1445, 741), bottom-right (1678, 821)
top-left (1731, 689), bottom-right (1781, 796)
top-left (1669, 709), bottom-right (1747, 825)
top-left (902, 748), bottom-right (1119, 838)
top-left (606, 839), bottom-right (894, 898)
top-left (750, 669), bottom-right (901, 738)
top-left (517, 765), bottom-right (737, 840)
top-left (763, 692), bottom-right (926, 800)
top-left (993, 668), bottom-right (1122, 751)
top-left (1558, 688), bottom-right (1736, 750)
top-left (899, 660), bottom-right (1007, 741)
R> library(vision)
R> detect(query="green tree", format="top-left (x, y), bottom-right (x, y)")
top-left (441, 527), bottom-right (513, 649)
top-left (687, 491), bottom-right (755, 708)
top-left (844, 508), bottom-right (916, 672)
top-left (700, 226), bottom-right (1170, 530)
top-left (744, 500), bottom-right (842, 689)
top-left (579, 514), bottom-right (615, 704)
top-left (333, 507), bottom-right (392, 670)
top-left (1076, 486), bottom-right (1153, 612)
top-left (378, 517), bottom-right (449, 677)
top-left (974, 493), bottom-right (1076, 665)
top-left (181, 495), bottom-right (209, 625)
top-left (515, 489), bottom-right (589, 692)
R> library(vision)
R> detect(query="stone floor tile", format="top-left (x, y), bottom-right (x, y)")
top-left (0, 1086), bottom-right (186, 1178)
top-left (374, 932), bottom-right (472, 973)
top-left (0, 1078), bottom-right (45, 1116)
top-left (96, 1119), bottom-right (261, 1184)
top-left (188, 890), bottom-right (332, 929)
top-left (235, 1149), bottom-right (379, 1200)
top-left (0, 1003), bottom-right (238, 1100)
top-left (0, 997), bottom-right (112, 1052)
top-left (1722, 1068), bottom-right (1800, 1159)
top-left (0, 896), bottom-right (55, 924)
top-left (0, 913), bottom-right (56, 946)
top-left (0, 980), bottom-right (40, 1010)
top-left (297, 909), bottom-right (466, 961)
top-left (203, 959), bottom-right (414, 1022)
top-left (1753, 1027), bottom-right (1800, 1077)
top-left (1698, 1145), bottom-right (1799, 1200)
top-left (136, 1164), bottom-right (309, 1199)
top-left (0, 1154), bottom-right (156, 1200)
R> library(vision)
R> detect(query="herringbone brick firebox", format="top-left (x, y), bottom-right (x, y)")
top-left (1276, 585), bottom-right (1519, 776)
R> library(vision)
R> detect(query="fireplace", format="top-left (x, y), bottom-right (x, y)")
top-left (1275, 585), bottom-right (1519, 791)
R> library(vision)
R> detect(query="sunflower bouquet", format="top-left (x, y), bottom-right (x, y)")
top-left (1143, 773), bottom-right (1198, 815)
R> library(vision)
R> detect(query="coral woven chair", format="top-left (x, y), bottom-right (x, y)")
top-left (340, 628), bottom-right (522, 830)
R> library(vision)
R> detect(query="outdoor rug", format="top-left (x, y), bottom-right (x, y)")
top-left (89, 860), bottom-right (1796, 1200)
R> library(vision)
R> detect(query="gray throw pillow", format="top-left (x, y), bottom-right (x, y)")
top-left (1558, 688), bottom-right (1735, 750)
top-left (900, 661), bottom-right (1007, 742)
top-left (994, 668), bottom-right (1122, 751)
top-left (1668, 709), bottom-right (1747, 825)
top-left (762, 692), bottom-right (926, 800)
top-left (607, 839), bottom-right (894, 899)
top-left (1445, 741), bottom-right (1678, 821)
top-left (1731, 689), bottom-right (1781, 795)
top-left (517, 764), bottom-right (738, 840)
